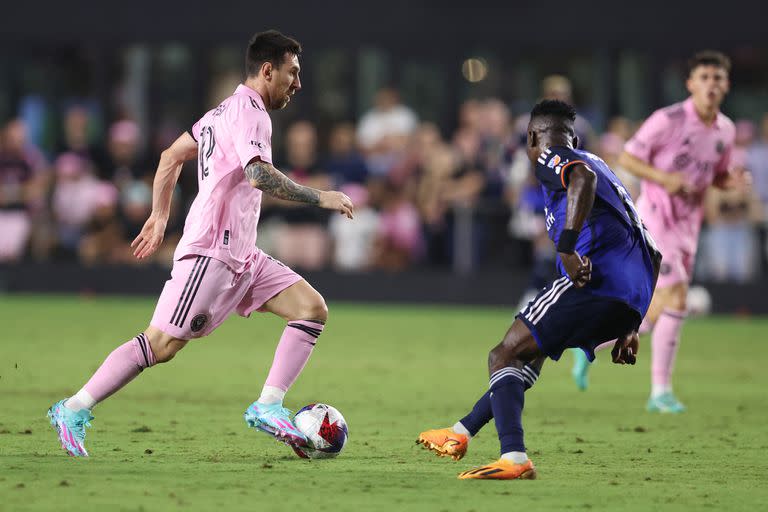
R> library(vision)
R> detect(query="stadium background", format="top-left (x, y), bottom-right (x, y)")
top-left (1, 0), bottom-right (767, 311)
top-left (2, 2), bottom-right (767, 511)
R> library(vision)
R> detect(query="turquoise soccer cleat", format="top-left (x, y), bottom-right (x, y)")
top-left (47, 399), bottom-right (93, 457)
top-left (646, 392), bottom-right (686, 413)
top-left (572, 349), bottom-right (591, 391)
top-left (244, 401), bottom-right (307, 448)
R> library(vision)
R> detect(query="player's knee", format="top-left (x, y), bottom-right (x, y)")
top-left (667, 284), bottom-right (688, 312)
top-left (488, 343), bottom-right (523, 373)
top-left (296, 295), bottom-right (328, 323)
top-left (146, 331), bottom-right (187, 364)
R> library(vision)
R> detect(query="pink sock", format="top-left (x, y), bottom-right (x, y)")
top-left (80, 333), bottom-right (156, 404)
top-left (264, 321), bottom-right (324, 392)
top-left (651, 310), bottom-right (686, 388)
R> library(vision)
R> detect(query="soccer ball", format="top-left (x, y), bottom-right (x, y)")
top-left (292, 403), bottom-right (348, 459)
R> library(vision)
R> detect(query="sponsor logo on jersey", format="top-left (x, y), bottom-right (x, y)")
top-left (547, 155), bottom-right (562, 169)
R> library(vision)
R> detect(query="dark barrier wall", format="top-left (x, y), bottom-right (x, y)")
top-left (1, 0), bottom-right (766, 47)
top-left (1, 263), bottom-right (764, 314)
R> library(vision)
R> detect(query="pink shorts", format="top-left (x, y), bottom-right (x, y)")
top-left (150, 249), bottom-right (303, 340)
top-left (637, 198), bottom-right (697, 289)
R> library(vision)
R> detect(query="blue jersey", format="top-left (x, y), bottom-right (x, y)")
top-left (535, 146), bottom-right (657, 317)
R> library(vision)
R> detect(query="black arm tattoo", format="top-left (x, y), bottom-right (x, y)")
top-left (244, 160), bottom-right (320, 205)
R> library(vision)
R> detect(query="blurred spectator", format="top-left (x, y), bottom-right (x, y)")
top-left (699, 121), bottom-right (762, 282)
top-left (747, 113), bottom-right (768, 213)
top-left (476, 99), bottom-right (518, 208)
top-left (57, 106), bottom-right (110, 178)
top-left (417, 142), bottom-right (485, 266)
top-left (0, 119), bottom-right (49, 261)
top-left (51, 153), bottom-right (118, 260)
top-left (357, 87), bottom-right (418, 176)
top-left (747, 113), bottom-right (768, 271)
top-left (513, 75), bottom-right (596, 151)
top-left (374, 181), bottom-right (423, 271)
top-left (267, 121), bottom-right (331, 270)
top-left (598, 116), bottom-right (639, 197)
top-left (324, 122), bottom-right (369, 187)
top-left (106, 120), bottom-right (151, 187)
top-left (328, 183), bottom-right (380, 271)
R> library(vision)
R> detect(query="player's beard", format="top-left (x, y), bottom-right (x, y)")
top-left (276, 93), bottom-right (291, 110)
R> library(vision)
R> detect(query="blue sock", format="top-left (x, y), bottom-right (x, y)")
top-left (489, 365), bottom-right (540, 455)
top-left (458, 391), bottom-right (492, 436)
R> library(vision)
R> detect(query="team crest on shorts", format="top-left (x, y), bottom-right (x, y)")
top-left (191, 314), bottom-right (208, 333)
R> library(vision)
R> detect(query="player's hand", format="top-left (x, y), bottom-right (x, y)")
top-left (131, 213), bottom-right (167, 259)
top-left (662, 172), bottom-right (692, 197)
top-left (319, 190), bottom-right (354, 219)
top-left (559, 251), bottom-right (592, 288)
top-left (727, 167), bottom-right (752, 191)
top-left (611, 331), bottom-right (639, 365)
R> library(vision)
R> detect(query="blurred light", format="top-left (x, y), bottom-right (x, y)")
top-left (462, 58), bottom-right (488, 83)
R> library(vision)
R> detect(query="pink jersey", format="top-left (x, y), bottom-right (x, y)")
top-left (624, 98), bottom-right (735, 248)
top-left (175, 85), bottom-right (273, 273)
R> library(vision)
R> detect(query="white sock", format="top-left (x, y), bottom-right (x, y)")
top-left (64, 389), bottom-right (96, 411)
top-left (651, 384), bottom-right (672, 398)
top-left (258, 385), bottom-right (286, 405)
top-left (501, 451), bottom-right (529, 464)
top-left (452, 422), bottom-right (472, 439)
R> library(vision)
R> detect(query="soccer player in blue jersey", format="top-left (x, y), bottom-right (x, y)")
top-left (417, 100), bottom-right (662, 479)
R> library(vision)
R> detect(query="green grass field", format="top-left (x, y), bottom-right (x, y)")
top-left (1, 295), bottom-right (767, 512)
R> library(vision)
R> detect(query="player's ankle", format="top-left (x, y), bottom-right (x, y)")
top-left (501, 451), bottom-right (529, 464)
top-left (451, 422), bottom-right (472, 439)
top-left (651, 384), bottom-right (672, 398)
top-left (257, 385), bottom-right (286, 405)
top-left (64, 389), bottom-right (96, 412)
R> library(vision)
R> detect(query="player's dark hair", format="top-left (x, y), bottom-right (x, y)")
top-left (245, 30), bottom-right (302, 77)
top-left (530, 99), bottom-right (577, 124)
top-left (687, 50), bottom-right (731, 76)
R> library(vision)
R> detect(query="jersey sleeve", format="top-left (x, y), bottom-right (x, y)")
top-left (230, 101), bottom-right (273, 168)
top-left (534, 146), bottom-right (590, 191)
top-left (624, 109), bottom-right (671, 163)
top-left (188, 118), bottom-right (202, 143)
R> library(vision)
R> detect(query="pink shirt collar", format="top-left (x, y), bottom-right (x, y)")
top-left (683, 97), bottom-right (722, 129)
top-left (235, 84), bottom-right (267, 109)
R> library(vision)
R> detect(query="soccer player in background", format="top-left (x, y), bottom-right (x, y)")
top-left (571, 51), bottom-right (748, 412)
top-left (47, 30), bottom-right (355, 457)
top-left (417, 100), bottom-right (661, 480)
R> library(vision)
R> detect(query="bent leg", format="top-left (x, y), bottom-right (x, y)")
top-left (257, 279), bottom-right (328, 403)
top-left (65, 326), bottom-right (187, 412)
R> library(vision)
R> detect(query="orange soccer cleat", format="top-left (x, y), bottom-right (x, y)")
top-left (416, 428), bottom-right (469, 461)
top-left (457, 458), bottom-right (537, 480)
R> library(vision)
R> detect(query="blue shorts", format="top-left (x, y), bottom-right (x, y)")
top-left (516, 276), bottom-right (640, 362)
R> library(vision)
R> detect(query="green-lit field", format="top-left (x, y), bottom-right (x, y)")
top-left (1, 295), bottom-right (766, 511)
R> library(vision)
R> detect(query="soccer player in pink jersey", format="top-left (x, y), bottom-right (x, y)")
top-left (572, 51), bottom-right (750, 412)
top-left (47, 30), bottom-right (355, 456)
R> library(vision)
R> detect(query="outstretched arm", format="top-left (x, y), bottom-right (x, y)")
top-left (618, 151), bottom-right (690, 196)
top-left (132, 132), bottom-right (198, 259)
top-left (558, 164), bottom-right (597, 287)
top-left (244, 158), bottom-right (354, 218)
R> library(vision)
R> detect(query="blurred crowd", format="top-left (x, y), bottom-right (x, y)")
top-left (2, 76), bottom-right (767, 284)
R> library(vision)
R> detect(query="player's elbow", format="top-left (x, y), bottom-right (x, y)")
top-left (160, 148), bottom-right (185, 167)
